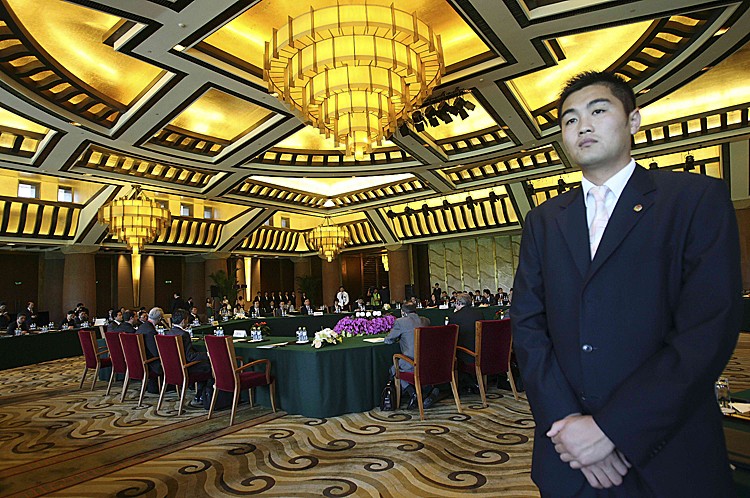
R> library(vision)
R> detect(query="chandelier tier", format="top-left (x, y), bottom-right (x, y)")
top-left (264, 3), bottom-right (444, 159)
top-left (305, 217), bottom-right (350, 262)
top-left (98, 186), bottom-right (171, 306)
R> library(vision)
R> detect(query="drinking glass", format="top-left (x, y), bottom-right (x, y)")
top-left (715, 377), bottom-right (731, 409)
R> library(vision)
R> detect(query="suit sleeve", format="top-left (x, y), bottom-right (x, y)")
top-left (594, 179), bottom-right (742, 466)
top-left (511, 208), bottom-right (583, 430)
top-left (385, 320), bottom-right (403, 344)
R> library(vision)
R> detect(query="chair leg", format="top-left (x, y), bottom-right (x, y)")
top-left (156, 379), bottom-right (167, 413)
top-left (269, 381), bottom-right (276, 413)
top-left (207, 388), bottom-right (218, 421)
top-left (476, 366), bottom-right (487, 407)
top-left (395, 373), bottom-right (401, 409)
top-left (106, 367), bottom-right (116, 396)
top-left (249, 387), bottom-right (254, 408)
top-left (137, 378), bottom-right (148, 407)
top-left (91, 365), bottom-right (100, 391)
top-left (79, 366), bottom-right (88, 389)
top-left (120, 370), bottom-right (130, 403)
top-left (451, 369), bottom-right (463, 414)
top-left (229, 387), bottom-right (241, 426)
top-left (415, 379), bottom-right (425, 421)
top-left (507, 367), bottom-right (519, 401)
top-left (178, 379), bottom-right (188, 416)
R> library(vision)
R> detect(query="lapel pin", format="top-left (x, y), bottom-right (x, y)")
top-left (633, 204), bottom-right (643, 212)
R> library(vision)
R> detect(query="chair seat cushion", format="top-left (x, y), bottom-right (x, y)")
top-left (238, 371), bottom-right (273, 390)
top-left (399, 371), bottom-right (415, 385)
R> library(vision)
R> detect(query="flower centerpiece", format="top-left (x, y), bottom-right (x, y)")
top-left (333, 314), bottom-right (396, 337)
top-left (312, 327), bottom-right (343, 349)
top-left (255, 321), bottom-right (271, 335)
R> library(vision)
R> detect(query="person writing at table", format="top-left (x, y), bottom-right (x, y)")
top-left (511, 71), bottom-right (741, 496)
top-left (385, 302), bottom-right (438, 410)
top-left (7, 314), bottom-right (29, 336)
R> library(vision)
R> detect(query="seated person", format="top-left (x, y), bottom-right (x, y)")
top-left (250, 300), bottom-right (263, 317)
top-left (112, 310), bottom-right (138, 333)
top-left (75, 308), bottom-right (90, 327)
top-left (167, 308), bottom-right (212, 406)
top-left (384, 302), bottom-right (439, 409)
top-left (425, 294), bottom-right (440, 308)
top-left (0, 303), bottom-right (10, 330)
top-left (266, 300), bottom-right (278, 316)
top-left (7, 314), bottom-right (29, 336)
top-left (108, 309), bottom-right (124, 332)
top-left (137, 307), bottom-right (163, 393)
top-left (60, 310), bottom-right (77, 330)
top-left (480, 289), bottom-right (495, 306)
top-left (449, 293), bottom-right (483, 393)
top-left (301, 298), bottom-right (315, 315)
top-left (188, 306), bottom-right (200, 325)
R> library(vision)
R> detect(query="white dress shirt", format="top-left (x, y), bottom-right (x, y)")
top-left (581, 159), bottom-right (636, 231)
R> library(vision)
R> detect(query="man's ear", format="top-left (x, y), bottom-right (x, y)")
top-left (629, 108), bottom-right (642, 135)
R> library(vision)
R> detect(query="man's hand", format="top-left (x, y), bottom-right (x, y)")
top-left (580, 450), bottom-right (631, 489)
top-left (547, 414), bottom-right (615, 467)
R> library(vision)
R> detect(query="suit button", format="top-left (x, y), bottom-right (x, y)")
top-left (581, 344), bottom-right (593, 353)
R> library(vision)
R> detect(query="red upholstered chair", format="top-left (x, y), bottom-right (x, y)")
top-left (119, 333), bottom-right (160, 407)
top-left (456, 319), bottom-right (518, 407)
top-left (77, 329), bottom-right (111, 391)
top-left (104, 331), bottom-right (128, 396)
top-left (155, 334), bottom-right (212, 415)
top-left (393, 324), bottom-right (462, 421)
top-left (204, 335), bottom-right (276, 426)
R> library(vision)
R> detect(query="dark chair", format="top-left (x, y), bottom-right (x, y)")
top-left (104, 331), bottom-right (128, 396)
top-left (155, 334), bottom-right (212, 415)
top-left (393, 324), bottom-right (462, 420)
top-left (77, 329), bottom-right (111, 391)
top-left (204, 335), bottom-right (276, 426)
top-left (456, 319), bottom-right (518, 407)
top-left (119, 333), bottom-right (160, 407)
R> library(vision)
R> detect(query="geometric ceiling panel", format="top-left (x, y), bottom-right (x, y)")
top-left (442, 146), bottom-right (562, 186)
top-left (0, 107), bottom-right (50, 158)
top-left (148, 88), bottom-right (277, 157)
top-left (1, 0), bottom-right (165, 128)
top-left (0, 195), bottom-right (79, 240)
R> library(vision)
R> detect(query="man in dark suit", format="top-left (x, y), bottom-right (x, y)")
top-left (449, 292), bottom-right (483, 393)
top-left (111, 311), bottom-right (138, 333)
top-left (301, 298), bottom-right (315, 315)
top-left (137, 307), bottom-right (163, 394)
top-left (385, 302), bottom-right (434, 409)
top-left (511, 71), bottom-right (741, 496)
top-left (167, 308), bottom-right (211, 406)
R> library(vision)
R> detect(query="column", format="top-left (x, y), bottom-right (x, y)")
top-left (61, 245), bottom-right (97, 317)
top-left (292, 257), bottom-right (312, 308)
top-left (41, 252), bottom-right (65, 325)
top-left (117, 255), bottom-right (133, 309)
top-left (184, 255), bottom-right (206, 310)
top-left (204, 253), bottom-right (229, 307)
top-left (140, 255), bottom-right (155, 308)
top-left (321, 258), bottom-right (342, 309)
top-left (387, 245), bottom-right (411, 303)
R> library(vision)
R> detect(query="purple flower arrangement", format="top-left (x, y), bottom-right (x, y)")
top-left (333, 314), bottom-right (396, 336)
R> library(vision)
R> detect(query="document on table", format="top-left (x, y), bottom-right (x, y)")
top-left (256, 342), bottom-right (288, 349)
top-left (363, 337), bottom-right (385, 343)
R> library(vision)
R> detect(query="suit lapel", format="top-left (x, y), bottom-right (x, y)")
top-left (586, 165), bottom-right (656, 279)
top-left (556, 188), bottom-right (590, 279)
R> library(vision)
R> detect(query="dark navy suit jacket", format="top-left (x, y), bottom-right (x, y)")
top-left (511, 165), bottom-right (741, 496)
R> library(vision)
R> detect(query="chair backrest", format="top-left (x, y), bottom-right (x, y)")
top-left (104, 331), bottom-right (127, 374)
top-left (78, 329), bottom-right (99, 368)
top-left (205, 335), bottom-right (237, 392)
top-left (414, 325), bottom-right (459, 385)
top-left (120, 333), bottom-right (148, 380)
top-left (155, 334), bottom-right (187, 385)
top-left (476, 319), bottom-right (512, 375)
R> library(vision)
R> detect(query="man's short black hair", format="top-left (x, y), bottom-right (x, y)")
top-left (172, 308), bottom-right (187, 325)
top-left (402, 302), bottom-right (417, 314)
top-left (557, 71), bottom-right (636, 124)
top-left (123, 310), bottom-right (134, 321)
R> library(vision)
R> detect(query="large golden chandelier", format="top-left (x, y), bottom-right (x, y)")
top-left (264, 3), bottom-right (444, 159)
top-left (98, 186), bottom-right (171, 305)
top-left (305, 217), bottom-right (350, 262)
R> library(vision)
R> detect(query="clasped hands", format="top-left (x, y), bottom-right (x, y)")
top-left (547, 414), bottom-right (631, 489)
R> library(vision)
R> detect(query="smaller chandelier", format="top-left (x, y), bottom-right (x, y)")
top-left (305, 217), bottom-right (350, 262)
top-left (98, 186), bottom-right (171, 306)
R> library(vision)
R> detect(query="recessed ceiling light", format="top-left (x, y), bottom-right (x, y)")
top-left (173, 44), bottom-right (186, 51)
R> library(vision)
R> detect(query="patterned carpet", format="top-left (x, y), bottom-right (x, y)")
top-left (1, 334), bottom-right (749, 497)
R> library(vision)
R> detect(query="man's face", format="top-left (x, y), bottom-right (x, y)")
top-left (304, 299), bottom-right (311, 307)
top-left (560, 84), bottom-right (640, 175)
top-left (116, 311), bottom-right (123, 321)
top-left (18, 315), bottom-right (26, 324)
top-left (191, 307), bottom-right (198, 315)
top-left (28, 302), bottom-right (34, 309)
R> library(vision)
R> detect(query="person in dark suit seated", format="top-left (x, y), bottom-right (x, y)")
top-left (480, 289), bottom-right (495, 306)
top-left (60, 310), bottom-right (77, 330)
top-left (75, 308), bottom-right (90, 327)
top-left (0, 303), bottom-right (11, 330)
top-left (167, 308), bottom-right (211, 406)
top-left (188, 306), bottom-right (200, 325)
top-left (137, 307), bottom-right (163, 394)
top-left (449, 293), bottom-right (483, 393)
top-left (425, 294), bottom-right (440, 308)
top-left (250, 300), bottom-right (263, 317)
top-left (107, 309), bottom-right (124, 332)
top-left (301, 298), bottom-right (315, 315)
top-left (385, 302), bottom-right (435, 409)
top-left (112, 311), bottom-right (138, 333)
top-left (6, 314), bottom-right (29, 336)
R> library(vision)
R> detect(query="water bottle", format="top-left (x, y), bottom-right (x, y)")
top-left (444, 316), bottom-right (449, 326)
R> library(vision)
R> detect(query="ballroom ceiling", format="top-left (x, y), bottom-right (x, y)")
top-left (0, 0), bottom-right (748, 257)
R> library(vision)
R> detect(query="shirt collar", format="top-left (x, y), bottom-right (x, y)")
top-left (581, 158), bottom-right (636, 205)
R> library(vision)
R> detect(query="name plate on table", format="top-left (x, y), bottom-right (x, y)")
top-left (233, 330), bottom-right (247, 338)
top-left (313, 311), bottom-right (324, 316)
top-left (211, 320), bottom-right (219, 326)
top-left (439, 304), bottom-right (449, 309)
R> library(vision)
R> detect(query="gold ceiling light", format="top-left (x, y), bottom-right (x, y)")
top-left (264, 3), bottom-right (444, 159)
top-left (305, 217), bottom-right (350, 262)
top-left (98, 186), bottom-right (171, 306)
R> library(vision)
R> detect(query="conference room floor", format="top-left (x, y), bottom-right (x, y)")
top-left (1, 335), bottom-right (749, 497)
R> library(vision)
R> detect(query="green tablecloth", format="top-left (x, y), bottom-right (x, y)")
top-left (410, 305), bottom-right (508, 325)
top-left (0, 330), bottom-right (83, 370)
top-left (196, 335), bottom-right (399, 418)
top-left (191, 313), bottom-right (353, 338)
